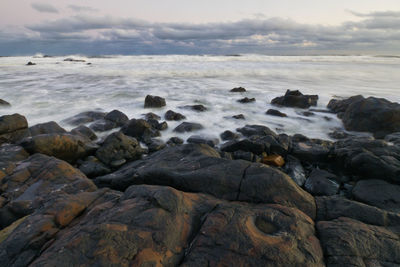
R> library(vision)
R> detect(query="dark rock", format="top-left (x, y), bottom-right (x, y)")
top-left (167, 137), bottom-right (184, 146)
top-left (146, 118), bottom-right (168, 131)
top-left (385, 132), bottom-right (400, 145)
top-left (266, 109), bottom-right (287, 117)
top-left (232, 114), bottom-right (245, 120)
top-left (173, 122), bottom-right (204, 133)
top-left (237, 124), bottom-right (277, 138)
top-left (328, 130), bottom-right (350, 140)
top-left (95, 144), bottom-right (316, 218)
top-left (121, 119), bottom-right (160, 142)
top-left (291, 135), bottom-right (333, 163)
top-left (352, 179), bottom-right (400, 212)
top-left (89, 119), bottom-right (116, 132)
top-left (26, 62), bottom-right (36, 66)
top-left (300, 111), bottom-right (315, 117)
top-left (0, 144), bottom-right (29, 181)
top-left (232, 150), bottom-right (255, 161)
top-left (304, 169), bottom-right (339, 196)
top-left (143, 112), bottom-right (161, 120)
top-left (78, 156), bottom-right (111, 178)
top-left (164, 110), bottom-right (186, 121)
top-left (0, 99), bottom-right (11, 107)
top-left (157, 121), bottom-right (168, 131)
top-left (187, 135), bottom-right (219, 147)
top-left (104, 110), bottom-right (129, 126)
top-left (230, 87), bottom-right (246, 92)
top-left (63, 111), bottom-right (106, 126)
top-left (221, 139), bottom-right (265, 155)
top-left (283, 155), bottom-right (306, 186)
top-left (70, 125), bottom-right (97, 141)
top-left (63, 58), bottom-right (86, 62)
top-left (237, 97), bottom-right (255, 103)
top-left (144, 95), bottom-right (166, 108)
top-left (0, 114), bottom-right (29, 145)
top-left (20, 133), bottom-right (96, 163)
top-left (95, 132), bottom-right (145, 167)
top-left (271, 90), bottom-right (318, 109)
top-left (147, 138), bottom-right (166, 153)
top-left (220, 130), bottom-right (240, 141)
top-left (182, 104), bottom-right (207, 112)
top-left (327, 95), bottom-right (364, 115)
top-left (29, 121), bottom-right (66, 136)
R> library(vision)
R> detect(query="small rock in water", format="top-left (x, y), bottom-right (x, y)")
top-left (144, 112), bottom-right (161, 120)
top-left (144, 95), bottom-right (166, 108)
top-left (220, 130), bottom-right (240, 141)
top-left (232, 114), bottom-right (245, 120)
top-left (182, 104), bottom-right (207, 112)
top-left (261, 154), bottom-right (285, 167)
top-left (167, 137), bottom-right (184, 146)
top-left (0, 99), bottom-right (11, 107)
top-left (174, 122), bottom-right (204, 133)
top-left (266, 109), bottom-right (287, 117)
top-left (271, 90), bottom-right (318, 109)
top-left (238, 97), bottom-right (256, 103)
top-left (230, 87), bottom-right (246, 92)
top-left (26, 61), bottom-right (36, 66)
top-left (300, 111), bottom-right (315, 117)
top-left (187, 135), bottom-right (219, 147)
top-left (63, 58), bottom-right (86, 62)
top-left (164, 110), bottom-right (186, 121)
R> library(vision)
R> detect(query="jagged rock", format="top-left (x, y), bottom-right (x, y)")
top-left (304, 169), bottom-right (339, 196)
top-left (0, 114), bottom-right (29, 145)
top-left (237, 97), bottom-right (255, 103)
top-left (70, 125), bottom-right (97, 141)
top-left (283, 155), bottom-right (306, 186)
top-left (174, 122), bottom-right (204, 133)
top-left (104, 110), bottom-right (129, 126)
top-left (63, 111), bottom-right (106, 126)
top-left (164, 110), bottom-right (186, 121)
top-left (230, 87), bottom-right (246, 92)
top-left (121, 119), bottom-right (160, 142)
top-left (182, 104), bottom-right (207, 112)
top-left (144, 95), bottom-right (166, 108)
top-left (78, 156), bottom-right (111, 178)
top-left (0, 99), bottom-right (11, 107)
top-left (220, 130), bottom-right (240, 141)
top-left (266, 109), bottom-right (287, 117)
top-left (29, 121), bottom-right (66, 136)
top-left (147, 118), bottom-right (168, 131)
top-left (187, 135), bottom-right (219, 147)
top-left (271, 90), bottom-right (318, 109)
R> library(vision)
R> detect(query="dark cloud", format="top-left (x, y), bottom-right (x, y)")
top-left (1, 11), bottom-right (400, 55)
top-left (31, 2), bottom-right (59, 14)
top-left (67, 5), bottom-right (98, 13)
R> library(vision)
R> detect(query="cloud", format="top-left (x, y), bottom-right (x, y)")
top-left (31, 2), bottom-right (59, 14)
top-left (67, 5), bottom-right (98, 13)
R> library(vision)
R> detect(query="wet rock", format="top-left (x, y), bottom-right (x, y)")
top-left (0, 114), bottom-right (29, 145)
top-left (0, 144), bottom-right (29, 181)
top-left (232, 114), bottom-right (245, 120)
top-left (70, 125), bottom-right (97, 141)
top-left (304, 169), bottom-right (339, 196)
top-left (95, 144), bottom-right (316, 218)
top-left (63, 58), bottom-right (86, 62)
top-left (232, 150), bottom-right (255, 162)
top-left (230, 87), bottom-right (246, 92)
top-left (271, 90), bottom-right (318, 109)
top-left (26, 61), bottom-right (36, 66)
top-left (385, 132), bottom-right (400, 145)
top-left (121, 119), bottom-right (160, 143)
top-left (29, 121), bottom-right (66, 136)
top-left (104, 110), bottom-right (129, 126)
top-left (237, 97), bottom-right (255, 103)
top-left (78, 156), bottom-right (112, 178)
top-left (220, 130), bottom-right (240, 141)
top-left (237, 124), bottom-right (277, 138)
top-left (146, 118), bottom-right (168, 131)
top-left (147, 138), bottom-right (166, 153)
top-left (221, 139), bottom-right (265, 155)
top-left (173, 122), bottom-right (204, 133)
top-left (327, 95), bottom-right (364, 116)
top-left (20, 133), bottom-right (96, 163)
top-left (182, 104), bottom-right (207, 112)
top-left (167, 137), bottom-right (184, 146)
top-left (143, 112), bottom-right (161, 120)
top-left (144, 95), bottom-right (166, 108)
top-left (0, 99), bottom-right (11, 107)
top-left (266, 109), bottom-right (287, 117)
top-left (89, 119), bottom-right (117, 132)
top-left (63, 111), bottom-right (106, 126)
top-left (283, 155), bottom-right (306, 186)
top-left (290, 135), bottom-right (333, 163)
top-left (187, 135), bottom-right (219, 147)
top-left (300, 111), bottom-right (315, 117)
top-left (221, 134), bottom-right (288, 156)
top-left (95, 132), bottom-right (145, 167)
top-left (261, 155), bottom-right (285, 167)
top-left (164, 110), bottom-right (186, 121)
top-left (352, 179), bottom-right (400, 212)
top-left (328, 130), bottom-right (350, 139)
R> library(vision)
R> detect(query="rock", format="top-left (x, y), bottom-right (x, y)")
top-left (327, 95), bottom-right (364, 116)
top-left (290, 135), bottom-right (333, 163)
top-left (146, 118), bottom-right (168, 131)
top-left (237, 124), bottom-right (277, 138)
top-left (283, 155), bottom-right (306, 186)
top-left (89, 119), bottom-right (117, 132)
top-left (143, 112), bottom-right (161, 120)
top-left (328, 130), bottom-right (350, 140)
top-left (317, 217), bottom-right (400, 266)
top-left (221, 134), bottom-right (288, 156)
top-left (78, 156), bottom-right (111, 178)
top-left (331, 137), bottom-right (400, 183)
top-left (0, 99), bottom-right (11, 107)
top-left (63, 111), bottom-right (106, 126)
top-left (237, 97), bottom-right (255, 103)
top-left (300, 111), bottom-right (315, 117)
top-left (29, 121), bottom-right (66, 136)
top-left (164, 110), bottom-right (186, 121)
top-left (121, 119), bottom-right (160, 143)
top-left (187, 135), bottom-right (219, 147)
top-left (0, 114), bottom-right (29, 145)
top-left (385, 132), bottom-right (400, 145)
top-left (63, 58), bottom-right (86, 62)
top-left (20, 133), bottom-right (96, 163)
top-left (173, 122), bottom-right (204, 133)
top-left (144, 95), bottom-right (166, 108)
top-left (266, 109), bottom-right (287, 117)
top-left (304, 169), bottom-right (339, 196)
top-left (0, 144), bottom-right (29, 181)
top-left (340, 96), bottom-right (400, 138)
top-left (147, 139), bottom-right (166, 153)
top-left (232, 114), bottom-right (245, 120)
top-left (95, 132), bottom-right (146, 167)
top-left (352, 179), bottom-right (400, 212)
top-left (233, 150), bottom-right (255, 161)
top-left (221, 139), bottom-right (265, 155)
top-left (167, 137), bottom-right (184, 146)
top-left (70, 125), bottom-right (97, 141)
top-left (230, 87), bottom-right (246, 92)
top-left (95, 144), bottom-right (316, 218)
top-left (182, 104), bottom-right (207, 112)
top-left (104, 110), bottom-right (129, 126)
top-left (261, 155), bottom-right (285, 167)
top-left (220, 130), bottom-right (240, 141)
top-left (271, 90), bottom-right (318, 109)
top-left (26, 62), bottom-right (36, 66)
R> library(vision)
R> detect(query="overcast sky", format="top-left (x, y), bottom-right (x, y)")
top-left (0, 0), bottom-right (399, 55)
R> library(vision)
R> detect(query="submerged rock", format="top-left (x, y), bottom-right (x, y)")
top-left (237, 97), bottom-right (255, 103)
top-left (164, 110), bottom-right (186, 121)
top-left (63, 111), bottom-right (106, 126)
top-left (182, 104), bottom-right (208, 112)
top-left (232, 114), bottom-right (245, 120)
top-left (173, 122), bottom-right (204, 133)
top-left (266, 109), bottom-right (287, 117)
top-left (271, 90), bottom-right (318, 109)
top-left (230, 87), bottom-right (246, 92)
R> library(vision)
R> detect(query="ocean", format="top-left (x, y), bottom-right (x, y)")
top-left (1, 54), bottom-right (399, 141)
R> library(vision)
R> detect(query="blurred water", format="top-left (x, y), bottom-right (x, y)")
top-left (0, 54), bottom-right (399, 141)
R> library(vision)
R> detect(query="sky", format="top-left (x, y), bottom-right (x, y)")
top-left (0, 0), bottom-right (399, 55)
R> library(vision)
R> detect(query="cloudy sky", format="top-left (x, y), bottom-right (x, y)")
top-left (0, 0), bottom-right (399, 55)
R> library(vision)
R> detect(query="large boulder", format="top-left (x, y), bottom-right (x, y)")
top-left (104, 109), bottom-right (129, 126)
top-left (271, 90), bottom-right (318, 109)
top-left (121, 119), bottom-right (160, 143)
top-left (144, 95), bottom-right (166, 108)
top-left (0, 114), bottom-right (29, 145)
top-left (70, 125), bottom-right (97, 141)
top-left (95, 144), bottom-right (316, 218)
top-left (327, 95), bottom-right (364, 116)
top-left (29, 121), bottom-right (66, 136)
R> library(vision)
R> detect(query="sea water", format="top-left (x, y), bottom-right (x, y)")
top-left (0, 54), bottom-right (399, 141)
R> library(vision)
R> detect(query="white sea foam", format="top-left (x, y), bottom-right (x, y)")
top-left (0, 54), bottom-right (399, 141)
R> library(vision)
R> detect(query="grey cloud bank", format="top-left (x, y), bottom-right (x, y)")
top-left (31, 2), bottom-right (59, 14)
top-left (1, 10), bottom-right (399, 55)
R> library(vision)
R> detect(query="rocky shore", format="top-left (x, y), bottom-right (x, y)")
top-left (1, 90), bottom-right (400, 266)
